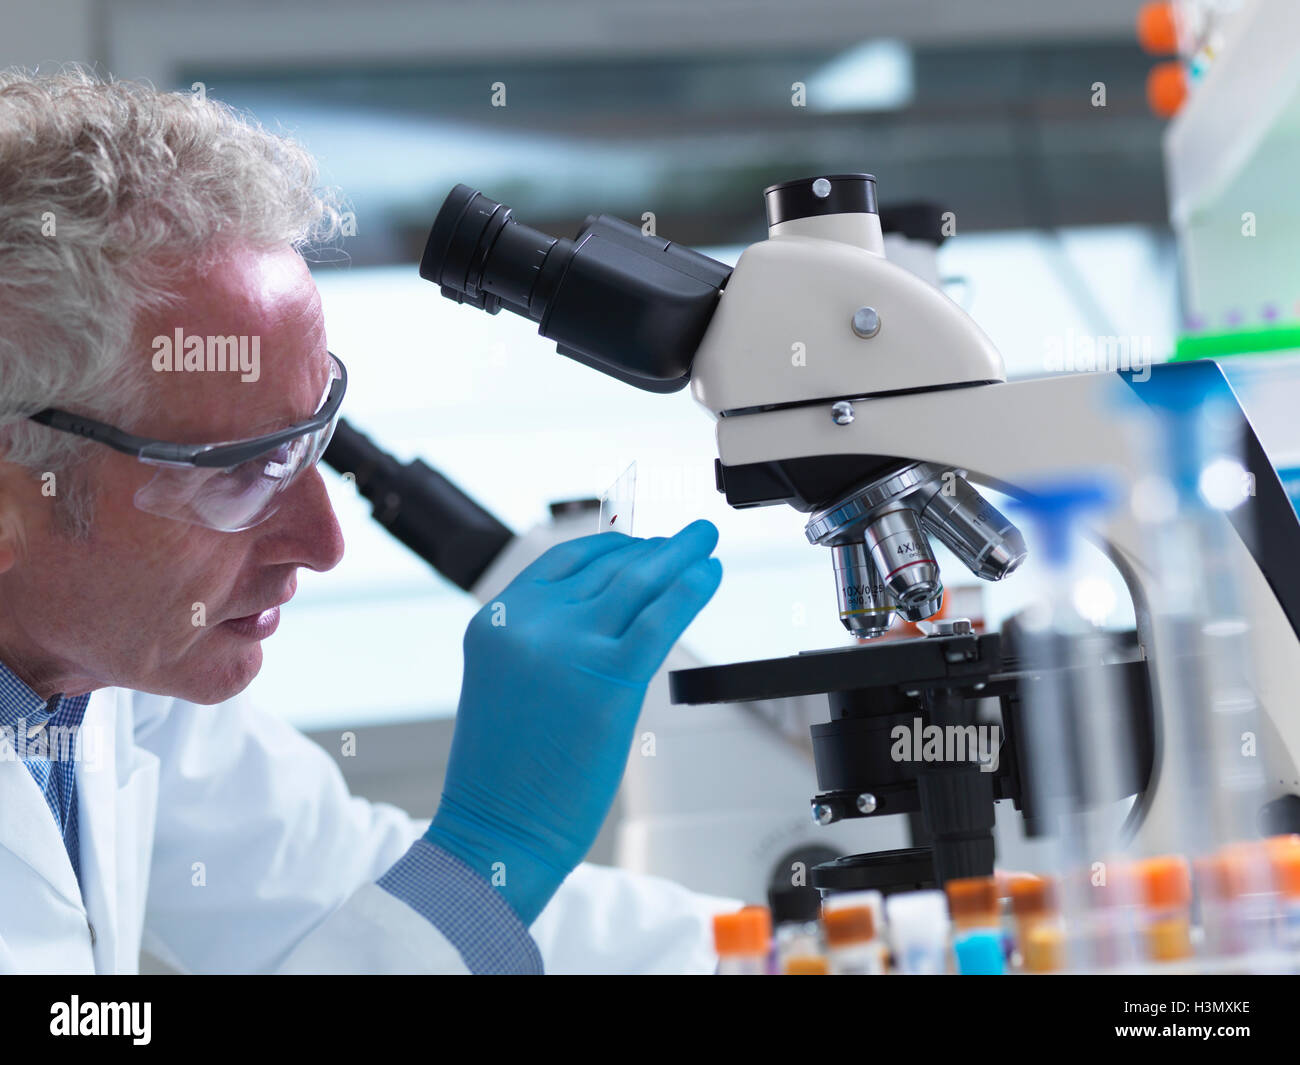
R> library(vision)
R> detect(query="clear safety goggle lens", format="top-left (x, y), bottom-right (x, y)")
top-left (132, 409), bottom-right (340, 532)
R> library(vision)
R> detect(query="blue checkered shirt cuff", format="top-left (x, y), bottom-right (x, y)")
top-left (377, 837), bottom-right (543, 974)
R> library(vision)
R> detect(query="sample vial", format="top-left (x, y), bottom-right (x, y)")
top-left (1080, 861), bottom-right (1142, 971)
top-left (1268, 836), bottom-right (1300, 951)
top-left (1197, 843), bottom-right (1276, 959)
top-left (822, 889), bottom-right (888, 971)
top-left (1008, 876), bottom-right (1066, 973)
top-left (823, 906), bottom-right (884, 975)
top-left (946, 876), bottom-right (1000, 934)
top-left (946, 876), bottom-right (1004, 975)
top-left (769, 884), bottom-right (828, 975)
top-left (713, 906), bottom-right (772, 975)
top-left (1137, 856), bottom-right (1193, 962)
top-left (886, 890), bottom-right (951, 974)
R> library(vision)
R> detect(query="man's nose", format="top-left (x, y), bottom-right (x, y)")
top-left (265, 467), bottom-right (345, 572)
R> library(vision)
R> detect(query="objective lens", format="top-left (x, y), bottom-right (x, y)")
top-left (830, 541), bottom-right (896, 638)
top-left (918, 475), bottom-right (1027, 581)
top-left (896, 585), bottom-right (944, 623)
top-left (862, 506), bottom-right (941, 605)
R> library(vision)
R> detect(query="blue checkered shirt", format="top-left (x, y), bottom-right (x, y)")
top-left (378, 838), bottom-right (544, 974)
top-left (0, 658), bottom-right (90, 890)
top-left (0, 657), bottom-right (541, 972)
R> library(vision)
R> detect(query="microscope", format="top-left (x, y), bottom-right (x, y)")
top-left (417, 173), bottom-right (1300, 896)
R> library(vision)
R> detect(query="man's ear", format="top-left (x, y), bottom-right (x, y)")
top-left (0, 462), bottom-right (33, 573)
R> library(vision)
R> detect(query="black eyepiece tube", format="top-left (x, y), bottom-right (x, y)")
top-left (324, 418), bottom-right (514, 593)
top-left (420, 184), bottom-right (732, 394)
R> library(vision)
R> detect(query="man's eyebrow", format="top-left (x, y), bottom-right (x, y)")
top-left (242, 368), bottom-right (334, 438)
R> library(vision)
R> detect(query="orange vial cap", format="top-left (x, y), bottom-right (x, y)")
top-left (713, 907), bottom-right (771, 956)
top-left (1147, 61), bottom-right (1188, 118)
top-left (1137, 2), bottom-right (1179, 54)
top-left (1201, 843), bottom-right (1275, 900)
top-left (823, 905), bottom-right (875, 948)
top-left (1009, 875), bottom-right (1058, 918)
top-left (1268, 837), bottom-right (1300, 898)
top-left (1138, 855), bottom-right (1191, 908)
top-left (946, 876), bottom-right (1000, 924)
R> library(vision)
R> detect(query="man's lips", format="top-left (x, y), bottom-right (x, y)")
top-left (220, 606), bottom-right (281, 640)
top-left (220, 587), bottom-right (294, 640)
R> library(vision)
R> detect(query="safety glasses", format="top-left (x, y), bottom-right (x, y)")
top-left (27, 352), bottom-right (347, 532)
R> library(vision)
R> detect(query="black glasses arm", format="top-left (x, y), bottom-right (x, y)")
top-left (26, 353), bottom-right (347, 469)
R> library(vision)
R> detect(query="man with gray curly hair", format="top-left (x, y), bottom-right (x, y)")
top-left (0, 70), bottom-right (350, 702)
top-left (0, 69), bottom-right (734, 975)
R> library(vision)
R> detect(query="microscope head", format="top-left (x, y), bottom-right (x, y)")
top-left (688, 174), bottom-right (1025, 635)
top-left (421, 174), bottom-right (1027, 636)
top-left (689, 174), bottom-right (1005, 416)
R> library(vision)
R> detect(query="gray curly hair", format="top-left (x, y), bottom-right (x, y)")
top-left (0, 66), bottom-right (345, 536)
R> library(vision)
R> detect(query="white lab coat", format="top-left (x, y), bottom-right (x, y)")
top-left (0, 687), bottom-right (738, 974)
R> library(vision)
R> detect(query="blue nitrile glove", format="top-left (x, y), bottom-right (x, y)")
top-left (424, 519), bottom-right (723, 925)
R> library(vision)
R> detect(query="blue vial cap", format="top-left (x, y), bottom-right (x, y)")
top-left (954, 930), bottom-right (1005, 975)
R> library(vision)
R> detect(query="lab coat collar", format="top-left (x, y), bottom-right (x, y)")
top-left (0, 720), bottom-right (84, 911)
top-left (75, 687), bottom-right (125, 970)
top-left (0, 686), bottom-right (127, 970)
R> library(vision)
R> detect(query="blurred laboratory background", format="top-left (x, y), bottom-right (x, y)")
top-left (6, 0), bottom-right (1298, 857)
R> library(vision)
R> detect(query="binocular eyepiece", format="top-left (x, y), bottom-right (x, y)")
top-left (419, 184), bottom-right (732, 393)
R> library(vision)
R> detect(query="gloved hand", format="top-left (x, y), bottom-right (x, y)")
top-left (424, 519), bottom-right (723, 925)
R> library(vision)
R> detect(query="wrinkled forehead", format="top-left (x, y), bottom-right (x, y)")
top-left (125, 248), bottom-right (330, 444)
